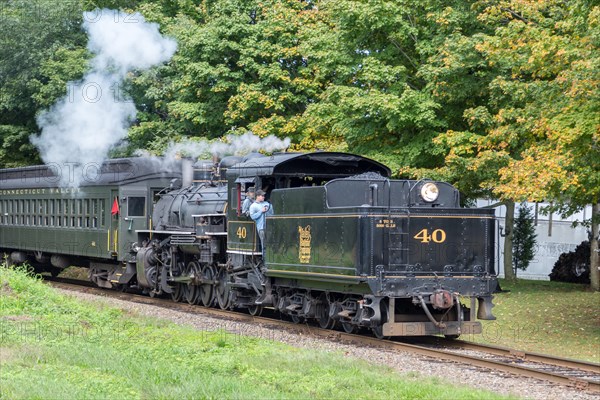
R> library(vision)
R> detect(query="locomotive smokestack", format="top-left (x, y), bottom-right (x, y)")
top-left (182, 158), bottom-right (193, 188)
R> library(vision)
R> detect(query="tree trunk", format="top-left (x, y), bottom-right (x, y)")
top-left (590, 202), bottom-right (599, 291)
top-left (503, 201), bottom-right (517, 281)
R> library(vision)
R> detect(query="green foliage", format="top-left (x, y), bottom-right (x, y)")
top-left (0, 265), bottom-right (510, 399)
top-left (0, 0), bottom-right (89, 167)
top-left (0, 0), bottom-right (597, 246)
top-left (512, 204), bottom-right (537, 273)
top-left (126, 0), bottom-right (328, 154)
top-left (303, 0), bottom-right (452, 171)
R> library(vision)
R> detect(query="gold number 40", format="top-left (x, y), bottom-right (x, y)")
top-left (413, 228), bottom-right (446, 243)
top-left (236, 226), bottom-right (247, 239)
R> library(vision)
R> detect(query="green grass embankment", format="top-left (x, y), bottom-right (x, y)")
top-left (470, 279), bottom-right (600, 362)
top-left (0, 265), bottom-right (510, 400)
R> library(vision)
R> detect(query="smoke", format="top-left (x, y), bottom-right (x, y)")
top-left (31, 9), bottom-right (177, 186)
top-left (160, 132), bottom-right (292, 161)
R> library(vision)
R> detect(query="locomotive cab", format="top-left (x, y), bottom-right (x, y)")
top-left (225, 152), bottom-right (391, 257)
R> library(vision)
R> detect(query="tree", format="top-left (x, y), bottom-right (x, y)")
top-left (419, 1), bottom-right (599, 286)
top-left (0, 0), bottom-right (89, 167)
top-left (302, 0), bottom-right (466, 171)
top-left (127, 0), bottom-right (327, 154)
top-left (513, 203), bottom-right (537, 276)
top-left (480, 1), bottom-right (600, 290)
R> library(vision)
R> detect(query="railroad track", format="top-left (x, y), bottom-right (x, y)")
top-left (46, 277), bottom-right (600, 393)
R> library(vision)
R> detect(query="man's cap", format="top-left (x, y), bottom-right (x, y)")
top-left (256, 189), bottom-right (266, 196)
top-left (247, 187), bottom-right (255, 193)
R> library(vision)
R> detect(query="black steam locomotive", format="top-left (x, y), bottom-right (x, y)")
top-left (1, 152), bottom-right (497, 337)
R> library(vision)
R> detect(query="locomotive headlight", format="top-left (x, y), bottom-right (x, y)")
top-left (420, 182), bottom-right (439, 202)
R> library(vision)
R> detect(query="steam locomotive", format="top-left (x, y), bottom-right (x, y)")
top-left (0, 152), bottom-right (497, 337)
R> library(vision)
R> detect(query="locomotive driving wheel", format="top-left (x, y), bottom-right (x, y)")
top-left (170, 262), bottom-right (186, 302)
top-left (247, 305), bottom-right (263, 316)
top-left (184, 261), bottom-right (201, 305)
top-left (171, 284), bottom-right (184, 302)
top-left (199, 264), bottom-right (215, 307)
top-left (215, 268), bottom-right (231, 309)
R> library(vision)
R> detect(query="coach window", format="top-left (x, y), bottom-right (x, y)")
top-left (100, 199), bottom-right (106, 226)
top-left (92, 199), bottom-right (98, 228)
top-left (127, 197), bottom-right (146, 217)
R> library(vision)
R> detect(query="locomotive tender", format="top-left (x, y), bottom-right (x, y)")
top-left (1, 152), bottom-right (497, 338)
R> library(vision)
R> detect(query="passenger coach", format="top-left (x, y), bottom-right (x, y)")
top-left (0, 159), bottom-right (180, 286)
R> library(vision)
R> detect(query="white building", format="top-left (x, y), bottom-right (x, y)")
top-left (477, 200), bottom-right (592, 280)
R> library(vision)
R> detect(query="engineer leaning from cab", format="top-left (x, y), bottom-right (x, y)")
top-left (249, 189), bottom-right (273, 255)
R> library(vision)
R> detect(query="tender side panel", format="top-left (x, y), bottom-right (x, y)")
top-left (266, 214), bottom-right (360, 279)
top-left (371, 210), bottom-right (495, 276)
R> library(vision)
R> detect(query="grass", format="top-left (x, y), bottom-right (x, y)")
top-left (467, 279), bottom-right (600, 362)
top-left (0, 265), bottom-right (511, 400)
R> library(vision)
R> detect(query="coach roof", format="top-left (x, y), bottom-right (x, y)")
top-left (0, 157), bottom-right (181, 189)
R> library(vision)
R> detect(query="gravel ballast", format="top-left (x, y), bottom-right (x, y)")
top-left (58, 289), bottom-right (599, 400)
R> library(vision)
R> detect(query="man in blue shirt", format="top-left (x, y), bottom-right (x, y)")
top-left (249, 189), bottom-right (274, 256)
top-left (241, 187), bottom-right (255, 216)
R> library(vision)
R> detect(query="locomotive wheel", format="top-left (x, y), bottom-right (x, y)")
top-left (199, 265), bottom-right (215, 307)
top-left (185, 262), bottom-right (202, 305)
top-left (341, 321), bottom-right (356, 334)
top-left (215, 269), bottom-right (231, 310)
top-left (290, 314), bottom-right (305, 324)
top-left (316, 294), bottom-right (337, 330)
top-left (184, 284), bottom-right (199, 305)
top-left (371, 301), bottom-right (390, 339)
top-left (171, 284), bottom-right (184, 302)
top-left (248, 305), bottom-right (263, 316)
top-left (340, 296), bottom-right (357, 333)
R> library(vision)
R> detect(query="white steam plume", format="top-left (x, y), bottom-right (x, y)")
top-left (135, 132), bottom-right (292, 172)
top-left (165, 132), bottom-right (291, 160)
top-left (31, 9), bottom-right (177, 186)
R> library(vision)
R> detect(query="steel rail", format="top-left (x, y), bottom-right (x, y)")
top-left (427, 337), bottom-right (600, 375)
top-left (47, 279), bottom-right (600, 393)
